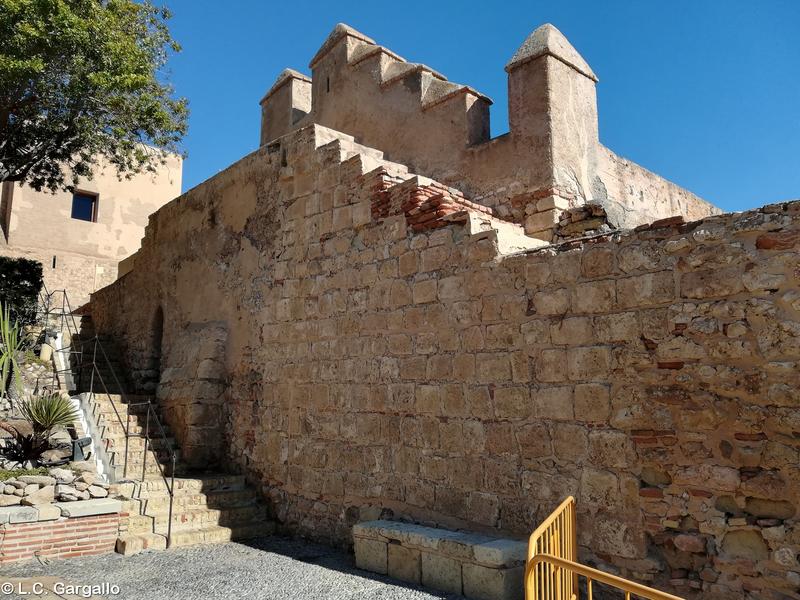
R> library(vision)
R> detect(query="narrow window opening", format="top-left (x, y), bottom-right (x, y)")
top-left (71, 192), bottom-right (98, 222)
top-left (52, 256), bottom-right (57, 269)
top-left (326, 76), bottom-right (330, 93)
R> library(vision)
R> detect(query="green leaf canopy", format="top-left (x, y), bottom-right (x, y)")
top-left (0, 0), bottom-right (188, 191)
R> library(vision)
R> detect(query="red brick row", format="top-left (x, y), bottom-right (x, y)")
top-left (0, 514), bottom-right (120, 564)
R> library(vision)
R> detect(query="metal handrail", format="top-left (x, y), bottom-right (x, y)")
top-left (32, 288), bottom-right (177, 548)
top-left (127, 400), bottom-right (176, 545)
top-left (525, 554), bottom-right (684, 600)
top-left (525, 497), bottom-right (684, 600)
top-left (84, 335), bottom-right (177, 548)
top-left (527, 496), bottom-right (579, 599)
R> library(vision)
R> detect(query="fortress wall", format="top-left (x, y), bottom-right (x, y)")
top-left (92, 124), bottom-right (800, 599)
top-left (257, 24), bottom-right (719, 240)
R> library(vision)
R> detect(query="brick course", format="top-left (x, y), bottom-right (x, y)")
top-left (0, 514), bottom-right (120, 564)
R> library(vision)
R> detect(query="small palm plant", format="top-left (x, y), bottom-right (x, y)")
top-left (17, 393), bottom-right (78, 448)
top-left (1, 393), bottom-right (77, 464)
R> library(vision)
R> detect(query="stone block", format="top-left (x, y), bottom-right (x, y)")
top-left (574, 383), bottom-right (610, 422)
top-left (573, 280), bottom-right (615, 313)
top-left (567, 346), bottom-right (610, 381)
top-left (471, 539), bottom-right (527, 568)
top-left (532, 385), bottom-right (573, 420)
top-left (0, 505), bottom-right (39, 524)
top-left (36, 504), bottom-right (62, 521)
top-left (354, 536), bottom-right (388, 574)
top-left (55, 498), bottom-right (122, 518)
top-left (550, 316), bottom-right (593, 345)
top-left (531, 289), bottom-right (570, 315)
top-left (462, 563), bottom-right (524, 600)
top-left (116, 535), bottom-right (144, 556)
top-left (421, 552), bottom-right (462, 595)
top-left (388, 543), bottom-right (421, 584)
top-left (617, 272), bottom-right (675, 308)
top-left (536, 195), bottom-right (570, 212)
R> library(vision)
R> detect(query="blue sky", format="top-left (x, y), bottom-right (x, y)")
top-left (166, 0), bottom-right (799, 212)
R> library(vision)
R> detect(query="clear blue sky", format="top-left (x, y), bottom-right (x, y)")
top-left (166, 0), bottom-right (799, 212)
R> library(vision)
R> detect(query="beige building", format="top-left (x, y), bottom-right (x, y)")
top-left (0, 154), bottom-right (182, 307)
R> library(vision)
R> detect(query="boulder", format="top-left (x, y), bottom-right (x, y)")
top-left (48, 467), bottom-right (76, 483)
top-left (17, 475), bottom-right (56, 486)
top-left (78, 472), bottom-right (99, 486)
top-left (0, 495), bottom-right (21, 507)
top-left (54, 484), bottom-right (75, 496)
top-left (20, 485), bottom-right (55, 505)
top-left (88, 485), bottom-right (108, 498)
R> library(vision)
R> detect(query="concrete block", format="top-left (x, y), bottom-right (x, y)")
top-left (354, 536), bottom-right (388, 575)
top-left (388, 543), bottom-right (421, 584)
top-left (472, 538), bottom-right (528, 568)
top-left (0, 505), bottom-right (39, 524)
top-left (55, 498), bottom-right (122, 518)
top-left (462, 563), bottom-right (524, 600)
top-left (421, 551), bottom-right (462, 595)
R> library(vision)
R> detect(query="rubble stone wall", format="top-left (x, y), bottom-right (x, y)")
top-left (91, 125), bottom-right (800, 599)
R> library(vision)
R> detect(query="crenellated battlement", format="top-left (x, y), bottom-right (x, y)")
top-left (260, 23), bottom-right (720, 239)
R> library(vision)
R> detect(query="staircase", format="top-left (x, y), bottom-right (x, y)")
top-left (71, 315), bottom-right (274, 554)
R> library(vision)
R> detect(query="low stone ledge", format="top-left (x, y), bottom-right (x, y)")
top-left (0, 506), bottom-right (39, 524)
top-left (354, 520), bottom-right (525, 600)
top-left (54, 499), bottom-right (122, 518)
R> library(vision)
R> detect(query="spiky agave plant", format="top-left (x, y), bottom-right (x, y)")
top-left (0, 303), bottom-right (23, 399)
top-left (16, 393), bottom-right (78, 448)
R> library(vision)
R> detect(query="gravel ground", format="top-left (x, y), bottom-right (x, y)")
top-left (1, 536), bottom-right (466, 600)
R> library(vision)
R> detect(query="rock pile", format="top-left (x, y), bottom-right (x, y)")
top-left (553, 202), bottom-right (614, 240)
top-left (0, 468), bottom-right (108, 507)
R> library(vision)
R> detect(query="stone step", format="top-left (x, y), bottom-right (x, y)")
top-left (108, 445), bottom-right (177, 464)
top-left (138, 474), bottom-right (247, 494)
top-left (138, 488), bottom-right (258, 511)
top-left (149, 505), bottom-right (268, 533)
top-left (168, 522), bottom-right (275, 548)
top-left (94, 409), bottom-right (165, 428)
top-left (116, 532), bottom-right (167, 555)
top-left (103, 435), bottom-right (176, 452)
top-left (98, 423), bottom-right (172, 439)
top-left (108, 460), bottom-right (177, 480)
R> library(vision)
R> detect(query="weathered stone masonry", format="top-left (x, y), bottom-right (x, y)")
top-left (91, 24), bottom-right (799, 600)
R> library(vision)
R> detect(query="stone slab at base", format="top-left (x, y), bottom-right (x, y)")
top-left (353, 520), bottom-right (526, 600)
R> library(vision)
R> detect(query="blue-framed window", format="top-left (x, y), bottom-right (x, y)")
top-left (71, 192), bottom-right (97, 222)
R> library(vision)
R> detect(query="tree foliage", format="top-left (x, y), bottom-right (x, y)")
top-left (0, 0), bottom-right (188, 192)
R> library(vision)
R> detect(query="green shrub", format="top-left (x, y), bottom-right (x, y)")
top-left (0, 466), bottom-right (48, 481)
top-left (0, 257), bottom-right (43, 327)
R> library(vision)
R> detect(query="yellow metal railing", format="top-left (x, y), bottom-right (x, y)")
top-left (525, 496), bottom-right (684, 600)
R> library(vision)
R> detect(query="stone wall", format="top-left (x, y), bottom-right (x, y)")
top-left (91, 124), bottom-right (800, 599)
